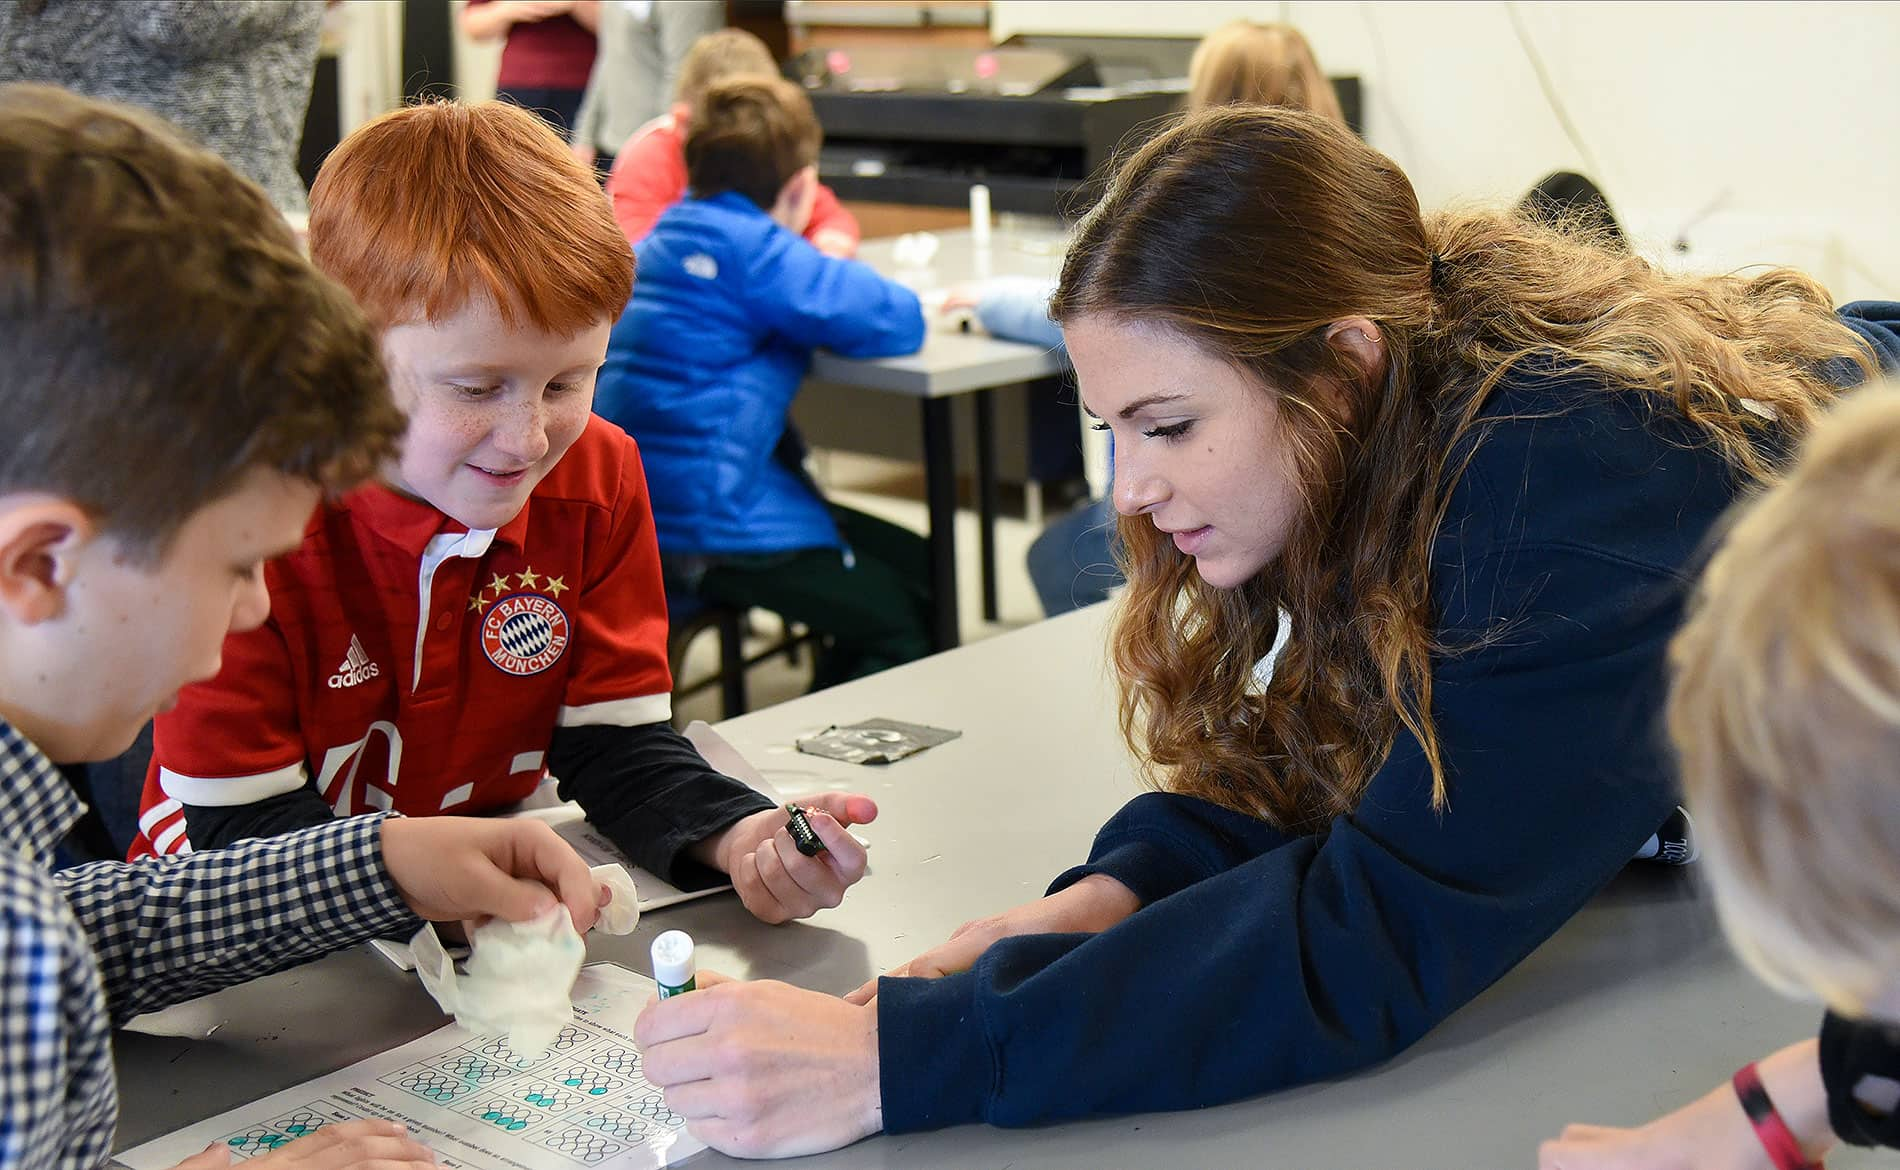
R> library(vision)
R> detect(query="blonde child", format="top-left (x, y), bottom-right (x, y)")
top-left (1543, 379), bottom-right (1900, 1168)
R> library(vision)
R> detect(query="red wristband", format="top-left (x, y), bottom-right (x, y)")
top-left (1733, 1061), bottom-right (1825, 1170)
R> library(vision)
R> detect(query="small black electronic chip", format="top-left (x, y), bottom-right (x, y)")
top-left (784, 803), bottom-right (827, 857)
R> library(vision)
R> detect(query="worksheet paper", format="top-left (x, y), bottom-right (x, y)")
top-left (117, 964), bottom-right (702, 1169)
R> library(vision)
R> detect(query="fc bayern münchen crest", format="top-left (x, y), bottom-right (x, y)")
top-left (481, 592), bottom-right (570, 676)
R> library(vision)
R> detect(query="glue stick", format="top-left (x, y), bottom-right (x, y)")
top-left (651, 930), bottom-right (696, 998)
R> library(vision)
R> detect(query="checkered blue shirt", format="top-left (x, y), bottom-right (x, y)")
top-left (0, 718), bottom-right (419, 1168)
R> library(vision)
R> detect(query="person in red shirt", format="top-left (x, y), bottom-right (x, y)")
top-left (129, 98), bottom-right (875, 925)
top-left (461, 0), bottom-right (599, 140)
top-left (606, 28), bottom-right (858, 257)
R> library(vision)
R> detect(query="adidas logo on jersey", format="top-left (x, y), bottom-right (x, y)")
top-left (327, 634), bottom-right (381, 689)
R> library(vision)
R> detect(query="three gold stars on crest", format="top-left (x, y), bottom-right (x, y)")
top-left (467, 565), bottom-right (568, 611)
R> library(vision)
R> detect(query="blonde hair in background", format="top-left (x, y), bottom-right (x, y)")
top-left (674, 28), bottom-right (779, 111)
top-left (1669, 383), bottom-right (1900, 1015)
top-left (1187, 21), bottom-right (1346, 124)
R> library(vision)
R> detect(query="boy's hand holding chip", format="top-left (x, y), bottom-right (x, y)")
top-left (706, 793), bottom-right (877, 924)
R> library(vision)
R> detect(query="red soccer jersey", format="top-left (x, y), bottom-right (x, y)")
top-left (131, 417), bottom-right (673, 858)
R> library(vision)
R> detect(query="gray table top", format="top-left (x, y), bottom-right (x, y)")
top-left (114, 607), bottom-right (1867, 1168)
top-left (806, 227), bottom-right (1070, 398)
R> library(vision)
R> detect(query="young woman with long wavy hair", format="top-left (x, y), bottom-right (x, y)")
top-left (628, 104), bottom-right (1900, 1156)
top-left (1020, 19), bottom-right (1349, 617)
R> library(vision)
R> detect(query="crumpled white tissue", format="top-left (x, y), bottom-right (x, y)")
top-left (412, 904), bottom-right (584, 1057)
top-left (590, 863), bottom-right (640, 934)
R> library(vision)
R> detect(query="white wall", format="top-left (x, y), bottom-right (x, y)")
top-left (993, 1), bottom-right (1900, 303)
top-left (450, 0), bottom-right (504, 104)
top-left (332, 0), bottom-right (405, 134)
top-left (334, 1), bottom-right (500, 112)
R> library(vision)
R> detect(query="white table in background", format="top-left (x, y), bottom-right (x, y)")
top-left (807, 227), bottom-right (1069, 649)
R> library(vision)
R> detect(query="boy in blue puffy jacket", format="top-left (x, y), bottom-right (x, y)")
top-left (596, 75), bottom-right (932, 687)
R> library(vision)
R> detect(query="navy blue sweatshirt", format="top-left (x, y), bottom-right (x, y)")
top-left (876, 303), bottom-right (1900, 1131)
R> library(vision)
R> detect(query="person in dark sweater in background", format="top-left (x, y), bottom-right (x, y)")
top-left (1543, 382), bottom-right (1900, 1169)
top-left (628, 104), bottom-right (1900, 1157)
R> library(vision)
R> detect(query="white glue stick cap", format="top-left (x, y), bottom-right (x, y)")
top-left (651, 930), bottom-right (695, 990)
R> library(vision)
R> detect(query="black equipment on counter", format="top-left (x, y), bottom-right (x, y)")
top-left (789, 35), bottom-right (1362, 218)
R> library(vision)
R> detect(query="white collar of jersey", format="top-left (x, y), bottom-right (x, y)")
top-left (442, 528), bottom-right (496, 560)
top-left (411, 528), bottom-right (499, 692)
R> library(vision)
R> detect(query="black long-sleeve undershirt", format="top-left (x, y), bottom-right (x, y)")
top-left (181, 721), bottom-right (773, 888)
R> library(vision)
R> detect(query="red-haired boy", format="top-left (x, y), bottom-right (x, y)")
top-left (130, 100), bottom-right (873, 924)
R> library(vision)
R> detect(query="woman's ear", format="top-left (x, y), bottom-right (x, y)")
top-left (1324, 317), bottom-right (1387, 385)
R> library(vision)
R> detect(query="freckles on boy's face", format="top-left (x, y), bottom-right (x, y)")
top-left (380, 297), bottom-right (612, 532)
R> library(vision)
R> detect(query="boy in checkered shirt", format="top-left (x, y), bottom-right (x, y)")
top-left (128, 98), bottom-right (875, 925)
top-left (0, 84), bottom-right (610, 1168)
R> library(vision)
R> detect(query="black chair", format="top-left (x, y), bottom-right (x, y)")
top-left (664, 592), bottom-right (816, 721)
top-left (666, 595), bottom-right (749, 718)
top-left (1519, 171), bottom-right (1627, 251)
